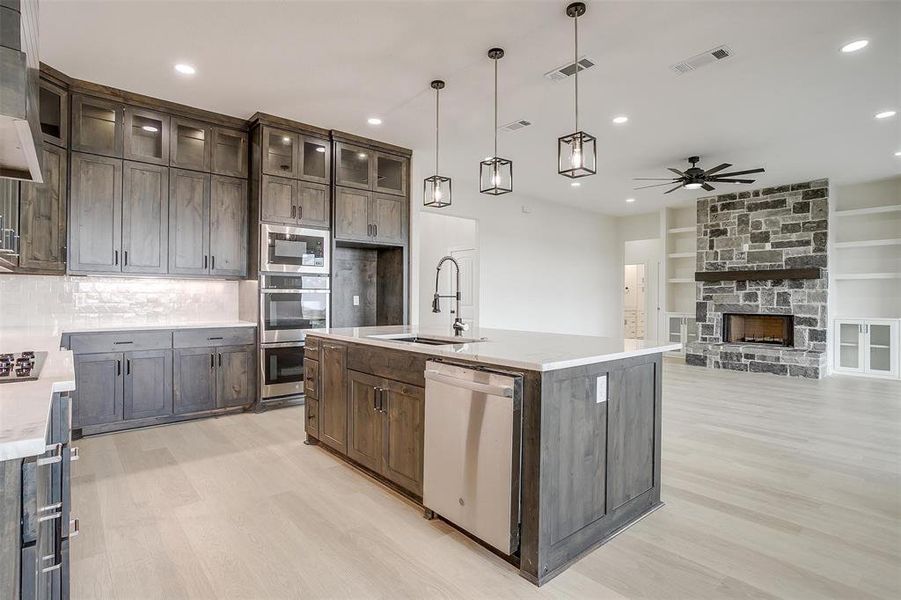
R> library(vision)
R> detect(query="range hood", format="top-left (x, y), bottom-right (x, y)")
top-left (1, 0), bottom-right (43, 183)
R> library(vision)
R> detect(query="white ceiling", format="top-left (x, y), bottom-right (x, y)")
top-left (40, 1), bottom-right (900, 215)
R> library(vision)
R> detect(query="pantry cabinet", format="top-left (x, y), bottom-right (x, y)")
top-left (833, 319), bottom-right (900, 379)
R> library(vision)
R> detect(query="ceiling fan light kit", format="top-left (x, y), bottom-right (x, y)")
top-left (480, 47), bottom-right (514, 195)
top-left (558, 2), bottom-right (597, 179)
top-left (424, 79), bottom-right (453, 208)
top-left (633, 155), bottom-right (765, 194)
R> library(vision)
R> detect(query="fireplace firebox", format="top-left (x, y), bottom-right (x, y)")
top-left (723, 313), bottom-right (794, 347)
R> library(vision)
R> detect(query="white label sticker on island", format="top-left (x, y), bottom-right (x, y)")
top-left (596, 375), bottom-right (608, 404)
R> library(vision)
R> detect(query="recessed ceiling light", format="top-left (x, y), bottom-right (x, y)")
top-left (875, 110), bottom-right (896, 119)
top-left (894, 150), bottom-right (901, 157)
top-left (141, 125), bottom-right (159, 133)
top-left (316, 147), bottom-right (326, 153)
top-left (841, 40), bottom-right (868, 53)
top-left (612, 115), bottom-right (629, 124)
top-left (625, 197), bottom-right (635, 203)
top-left (571, 182), bottom-right (581, 187)
top-left (684, 183), bottom-right (703, 190)
top-left (367, 117), bottom-right (382, 125)
top-left (174, 63), bottom-right (196, 75)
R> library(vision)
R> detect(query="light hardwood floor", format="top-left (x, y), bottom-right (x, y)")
top-left (70, 360), bottom-right (901, 599)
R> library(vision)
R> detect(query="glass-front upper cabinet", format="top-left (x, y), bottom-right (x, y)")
top-left (38, 80), bottom-right (67, 147)
top-left (298, 135), bottom-right (330, 184)
top-left (72, 95), bottom-right (124, 157)
top-left (124, 107), bottom-right (169, 165)
top-left (373, 152), bottom-right (407, 196)
top-left (170, 117), bottom-right (212, 171)
top-left (263, 128), bottom-right (298, 177)
top-left (211, 126), bottom-right (248, 178)
top-left (335, 142), bottom-right (371, 190)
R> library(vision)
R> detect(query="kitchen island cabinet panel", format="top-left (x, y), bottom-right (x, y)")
top-left (73, 352), bottom-right (123, 427)
top-left (607, 361), bottom-right (657, 510)
top-left (319, 342), bottom-right (348, 453)
top-left (173, 347), bottom-right (216, 415)
top-left (347, 370), bottom-right (384, 472)
top-left (381, 378), bottom-right (424, 496)
top-left (124, 349), bottom-right (173, 420)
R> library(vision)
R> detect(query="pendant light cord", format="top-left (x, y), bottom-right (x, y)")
top-left (574, 13), bottom-right (579, 132)
top-left (493, 57), bottom-right (498, 158)
top-left (435, 87), bottom-right (440, 175)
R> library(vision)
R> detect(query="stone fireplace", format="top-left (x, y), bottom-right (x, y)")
top-left (686, 179), bottom-right (829, 378)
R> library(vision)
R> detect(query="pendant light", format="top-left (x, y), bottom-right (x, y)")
top-left (423, 80), bottom-right (452, 208)
top-left (480, 48), bottom-right (513, 195)
top-left (558, 2), bottom-right (596, 179)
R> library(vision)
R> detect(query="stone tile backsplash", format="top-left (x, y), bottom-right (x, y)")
top-left (0, 275), bottom-right (239, 329)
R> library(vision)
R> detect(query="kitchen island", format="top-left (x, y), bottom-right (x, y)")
top-left (303, 325), bottom-right (681, 585)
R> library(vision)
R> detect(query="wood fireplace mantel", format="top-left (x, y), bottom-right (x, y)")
top-left (694, 268), bottom-right (822, 282)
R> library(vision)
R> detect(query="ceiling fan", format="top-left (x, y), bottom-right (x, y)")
top-left (633, 156), bottom-right (765, 194)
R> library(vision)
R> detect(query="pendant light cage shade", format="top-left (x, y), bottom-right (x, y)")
top-left (558, 131), bottom-right (597, 178)
top-left (480, 157), bottom-right (513, 195)
top-left (424, 175), bottom-right (452, 208)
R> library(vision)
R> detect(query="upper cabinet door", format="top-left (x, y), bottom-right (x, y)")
top-left (297, 181), bottom-right (330, 229)
top-left (298, 135), bottom-right (330, 184)
top-left (124, 107), bottom-right (170, 165)
top-left (373, 152), bottom-right (407, 196)
top-left (334, 188), bottom-right (371, 242)
top-left (71, 95), bottom-right (124, 158)
top-left (170, 118), bottom-right (212, 172)
top-left (211, 126), bottom-right (248, 178)
top-left (38, 80), bottom-right (68, 148)
top-left (69, 152), bottom-right (123, 272)
top-left (370, 193), bottom-right (405, 245)
top-left (260, 174), bottom-right (297, 225)
top-left (209, 175), bottom-right (248, 277)
top-left (168, 169), bottom-right (211, 275)
top-left (19, 145), bottom-right (67, 272)
top-left (262, 127), bottom-right (298, 177)
top-left (121, 161), bottom-right (169, 274)
top-left (335, 143), bottom-right (371, 190)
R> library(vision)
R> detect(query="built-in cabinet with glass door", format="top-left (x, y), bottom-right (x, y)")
top-left (666, 312), bottom-right (697, 355)
top-left (833, 318), bottom-right (900, 379)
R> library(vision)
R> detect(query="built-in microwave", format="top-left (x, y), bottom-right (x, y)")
top-left (260, 342), bottom-right (305, 399)
top-left (260, 224), bottom-right (330, 274)
top-left (260, 273), bottom-right (330, 343)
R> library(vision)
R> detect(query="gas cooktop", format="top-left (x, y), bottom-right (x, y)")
top-left (0, 351), bottom-right (46, 383)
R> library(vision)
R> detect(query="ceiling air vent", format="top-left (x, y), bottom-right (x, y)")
top-left (544, 57), bottom-right (596, 82)
top-left (670, 45), bottom-right (733, 75)
top-left (498, 119), bottom-right (532, 133)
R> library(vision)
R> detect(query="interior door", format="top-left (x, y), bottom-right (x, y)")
top-left (346, 370), bottom-right (383, 472)
top-left (381, 379), bottom-right (425, 496)
top-left (69, 152), bottom-right (123, 272)
top-left (121, 161), bottom-right (168, 274)
top-left (216, 345), bottom-right (255, 408)
top-left (123, 349), bottom-right (173, 420)
top-left (73, 352), bottom-right (123, 427)
top-left (173, 347), bottom-right (216, 414)
top-left (168, 169), bottom-right (211, 275)
top-left (209, 175), bottom-right (247, 277)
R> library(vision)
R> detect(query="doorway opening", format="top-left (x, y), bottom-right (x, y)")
top-left (624, 263), bottom-right (647, 339)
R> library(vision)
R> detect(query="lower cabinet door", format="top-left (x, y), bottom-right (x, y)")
top-left (73, 352), bottom-right (123, 427)
top-left (304, 398), bottom-right (319, 438)
top-left (319, 342), bottom-right (348, 453)
top-left (173, 347), bottom-right (216, 414)
top-left (216, 345), bottom-right (256, 408)
top-left (346, 370), bottom-right (383, 472)
top-left (124, 349), bottom-right (173, 420)
top-left (380, 379), bottom-right (424, 496)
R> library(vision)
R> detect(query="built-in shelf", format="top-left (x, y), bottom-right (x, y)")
top-left (834, 272), bottom-right (901, 280)
top-left (833, 238), bottom-right (901, 249)
top-left (667, 278), bottom-right (695, 283)
top-left (667, 226), bottom-right (695, 234)
top-left (667, 252), bottom-right (695, 259)
top-left (833, 205), bottom-right (901, 217)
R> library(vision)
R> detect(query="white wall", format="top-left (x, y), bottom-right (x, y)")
top-left (412, 161), bottom-right (621, 337)
top-left (417, 213), bottom-right (477, 329)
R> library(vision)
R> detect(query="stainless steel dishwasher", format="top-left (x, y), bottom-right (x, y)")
top-left (423, 360), bottom-right (522, 555)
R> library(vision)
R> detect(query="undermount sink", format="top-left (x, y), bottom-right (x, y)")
top-left (367, 334), bottom-right (484, 346)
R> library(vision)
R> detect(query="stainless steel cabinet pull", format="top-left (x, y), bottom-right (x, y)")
top-left (212, 255), bottom-right (215, 270)
top-left (218, 353), bottom-right (222, 367)
top-left (373, 223), bottom-right (378, 238)
top-left (41, 562), bottom-right (61, 574)
top-left (208, 336), bottom-right (223, 340)
top-left (210, 353), bottom-right (215, 369)
top-left (117, 359), bottom-right (121, 376)
top-left (37, 443), bottom-right (63, 466)
top-left (298, 205), bottom-right (303, 220)
top-left (204, 255), bottom-right (208, 269)
top-left (124, 250), bottom-right (128, 266)
top-left (113, 341), bottom-right (133, 345)
top-left (380, 389), bottom-right (388, 413)
top-left (39, 502), bottom-right (63, 513)
top-left (114, 250), bottom-right (119, 265)
top-left (38, 512), bottom-right (61, 523)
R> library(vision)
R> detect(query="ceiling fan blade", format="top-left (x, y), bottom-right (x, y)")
top-left (703, 163), bottom-right (731, 176)
top-left (668, 168), bottom-right (686, 177)
top-left (709, 178), bottom-right (756, 184)
top-left (714, 168), bottom-right (765, 178)
top-left (633, 177), bottom-right (680, 181)
top-left (701, 183), bottom-right (715, 191)
top-left (663, 183), bottom-right (685, 194)
top-left (634, 181), bottom-right (682, 190)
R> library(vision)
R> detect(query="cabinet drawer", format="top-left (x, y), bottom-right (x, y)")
top-left (304, 359), bottom-right (319, 399)
top-left (173, 327), bottom-right (255, 348)
top-left (305, 336), bottom-right (320, 358)
top-left (305, 398), bottom-right (319, 438)
top-left (69, 330), bottom-right (172, 354)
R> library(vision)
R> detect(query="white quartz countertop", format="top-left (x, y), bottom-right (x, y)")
top-left (0, 319), bottom-right (256, 461)
top-left (307, 325), bottom-right (682, 372)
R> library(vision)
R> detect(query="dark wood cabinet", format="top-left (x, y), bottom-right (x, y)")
top-left (298, 135), bottom-right (330, 184)
top-left (18, 145), bottom-right (66, 272)
top-left (335, 188), bottom-right (405, 245)
top-left (370, 193), bottom-right (405, 244)
top-left (124, 107), bottom-right (169, 165)
top-left (304, 358), bottom-right (319, 399)
top-left (373, 152), bottom-right (407, 196)
top-left (168, 168), bottom-right (211, 275)
top-left (170, 118), bottom-right (212, 172)
top-left (380, 378), bottom-right (424, 495)
top-left (262, 127), bottom-right (298, 177)
top-left (209, 175), bottom-right (247, 277)
top-left (260, 174), bottom-right (296, 225)
top-left (347, 370), bottom-right (384, 472)
top-left (216, 345), bottom-right (256, 408)
top-left (71, 95), bottom-right (124, 157)
top-left (305, 398), bottom-right (319, 438)
top-left (38, 79), bottom-right (67, 148)
top-left (607, 361), bottom-right (657, 510)
top-left (319, 341), bottom-right (348, 453)
top-left (123, 349), bottom-right (173, 420)
top-left (73, 352), bottom-right (123, 427)
top-left (335, 142), bottom-right (371, 189)
top-left (68, 152), bottom-right (123, 273)
top-left (297, 180), bottom-right (329, 228)
top-left (211, 126), bottom-right (248, 178)
top-left (173, 347), bottom-right (217, 415)
top-left (121, 161), bottom-right (168, 274)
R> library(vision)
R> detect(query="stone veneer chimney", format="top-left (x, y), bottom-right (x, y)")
top-left (686, 179), bottom-right (829, 378)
